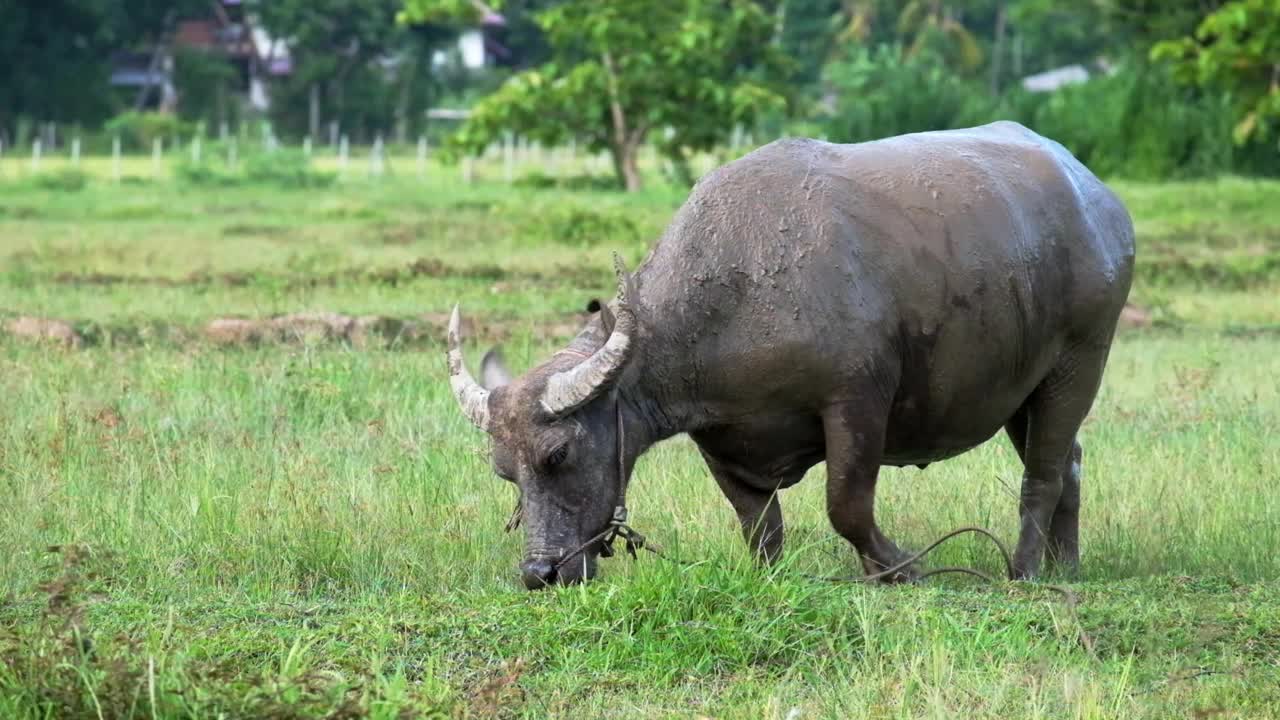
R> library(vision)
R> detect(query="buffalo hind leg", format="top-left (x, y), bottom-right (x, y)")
top-left (1005, 408), bottom-right (1083, 577)
top-left (702, 451), bottom-right (785, 564)
top-left (822, 401), bottom-right (915, 582)
top-left (1011, 348), bottom-right (1108, 579)
top-left (1047, 440), bottom-right (1083, 575)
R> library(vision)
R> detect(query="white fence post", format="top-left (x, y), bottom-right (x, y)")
top-left (112, 137), bottom-right (121, 182)
top-left (303, 136), bottom-right (312, 158)
top-left (228, 137), bottom-right (237, 170)
top-left (339, 135), bottom-right (349, 175)
top-left (503, 131), bottom-right (514, 183)
top-left (191, 135), bottom-right (202, 164)
top-left (463, 154), bottom-right (474, 185)
top-left (369, 135), bottom-right (384, 177)
top-left (152, 137), bottom-right (162, 177)
top-left (31, 139), bottom-right (42, 173)
top-left (416, 136), bottom-right (427, 179)
top-left (71, 137), bottom-right (81, 167)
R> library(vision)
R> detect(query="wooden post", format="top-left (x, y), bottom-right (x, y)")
top-left (112, 137), bottom-right (121, 182)
top-left (416, 136), bottom-right (427, 179)
top-left (71, 137), bottom-right (81, 167)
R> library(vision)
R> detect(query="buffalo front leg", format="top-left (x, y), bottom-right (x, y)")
top-left (822, 402), bottom-right (915, 582)
top-left (702, 451), bottom-right (785, 564)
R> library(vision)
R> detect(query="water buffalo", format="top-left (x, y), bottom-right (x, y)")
top-left (447, 121), bottom-right (1135, 590)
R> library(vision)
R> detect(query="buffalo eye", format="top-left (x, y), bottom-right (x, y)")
top-left (545, 443), bottom-right (569, 469)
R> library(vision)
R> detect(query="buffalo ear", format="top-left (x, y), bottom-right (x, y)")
top-left (598, 303), bottom-right (616, 336)
top-left (480, 347), bottom-right (513, 390)
top-left (584, 297), bottom-right (616, 336)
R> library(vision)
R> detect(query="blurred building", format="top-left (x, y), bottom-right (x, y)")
top-left (109, 0), bottom-right (291, 113)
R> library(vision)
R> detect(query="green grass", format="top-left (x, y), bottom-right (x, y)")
top-left (1, 171), bottom-right (1278, 718)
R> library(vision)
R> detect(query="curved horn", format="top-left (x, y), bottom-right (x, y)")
top-left (447, 305), bottom-right (491, 431)
top-left (541, 255), bottom-right (638, 416)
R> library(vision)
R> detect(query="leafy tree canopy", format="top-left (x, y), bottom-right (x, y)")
top-left (0, 0), bottom-right (205, 134)
top-left (1152, 0), bottom-right (1280, 144)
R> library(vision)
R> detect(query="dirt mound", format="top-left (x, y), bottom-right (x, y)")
top-left (4, 316), bottom-right (83, 348)
top-left (205, 312), bottom-right (420, 347)
top-left (201, 310), bottom-right (588, 348)
top-left (3, 310), bottom-right (591, 351)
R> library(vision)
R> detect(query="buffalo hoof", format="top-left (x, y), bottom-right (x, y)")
top-left (861, 552), bottom-right (921, 583)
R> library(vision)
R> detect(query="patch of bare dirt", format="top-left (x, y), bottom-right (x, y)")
top-left (4, 316), bottom-right (83, 348)
top-left (1119, 303), bottom-right (1153, 329)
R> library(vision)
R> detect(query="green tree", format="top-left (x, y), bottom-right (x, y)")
top-left (1095, 0), bottom-right (1227, 50)
top-left (253, 0), bottom-right (451, 141)
top-left (895, 1), bottom-right (985, 75)
top-left (403, 0), bottom-right (790, 191)
top-left (0, 0), bottom-right (204, 138)
top-left (778, 0), bottom-right (843, 85)
top-left (1152, 0), bottom-right (1280, 144)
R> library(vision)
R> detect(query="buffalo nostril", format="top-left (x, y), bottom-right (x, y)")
top-left (519, 558), bottom-right (557, 590)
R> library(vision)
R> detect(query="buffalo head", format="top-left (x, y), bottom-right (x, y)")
top-left (447, 260), bottom-right (638, 589)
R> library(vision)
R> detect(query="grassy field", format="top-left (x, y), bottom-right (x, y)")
top-left (1, 163), bottom-right (1278, 718)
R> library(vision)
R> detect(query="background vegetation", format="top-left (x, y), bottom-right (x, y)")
top-left (5, 1), bottom-right (1280, 188)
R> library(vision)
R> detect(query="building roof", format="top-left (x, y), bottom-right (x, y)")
top-left (1020, 65), bottom-right (1090, 93)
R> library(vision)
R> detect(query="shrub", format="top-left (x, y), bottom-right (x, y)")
top-left (819, 44), bottom-right (992, 143)
top-left (1024, 64), bottom-right (1241, 179)
top-left (530, 205), bottom-right (642, 248)
top-left (174, 161), bottom-right (239, 187)
top-left (103, 112), bottom-right (195, 152)
top-left (243, 150), bottom-right (336, 188)
top-left (32, 169), bottom-right (88, 192)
